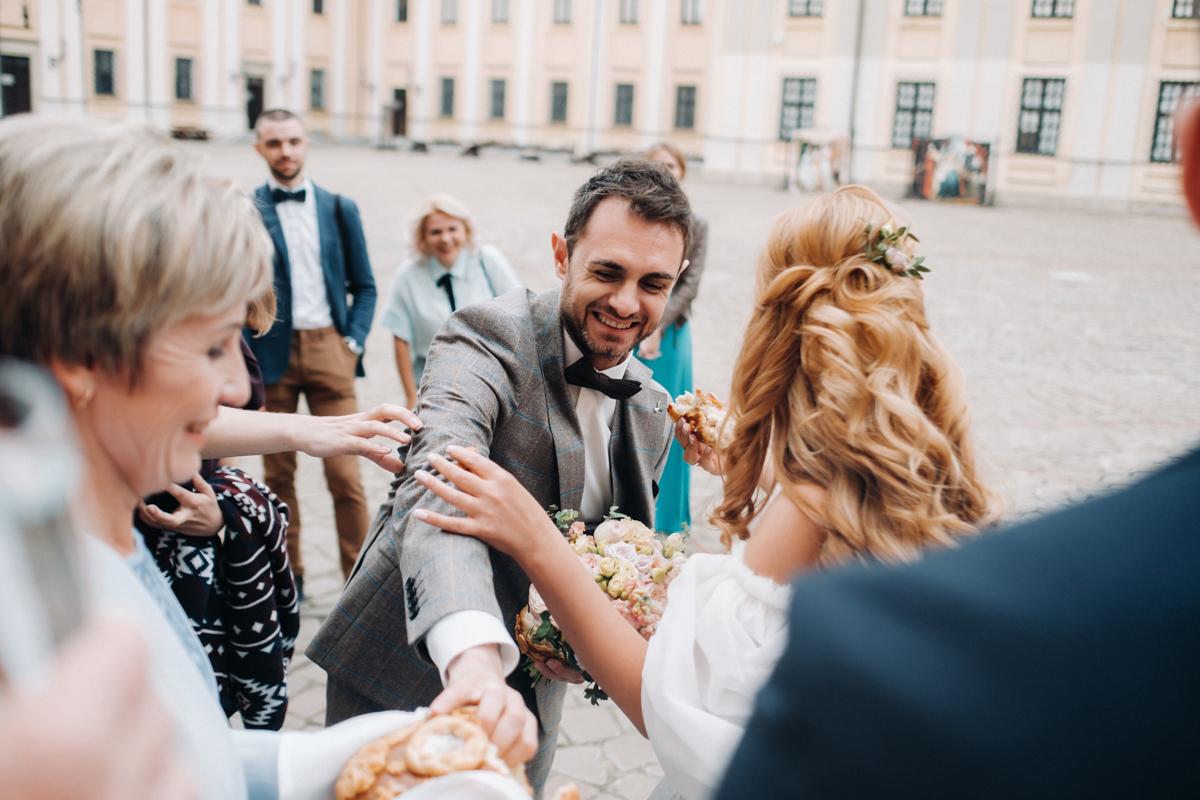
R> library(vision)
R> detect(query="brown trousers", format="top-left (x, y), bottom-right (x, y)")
top-left (264, 327), bottom-right (368, 579)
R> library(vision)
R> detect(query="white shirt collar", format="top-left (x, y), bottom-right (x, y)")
top-left (267, 175), bottom-right (312, 195)
top-left (562, 324), bottom-right (631, 380)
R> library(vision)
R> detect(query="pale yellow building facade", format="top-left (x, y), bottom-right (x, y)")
top-left (3, 0), bottom-right (1198, 204)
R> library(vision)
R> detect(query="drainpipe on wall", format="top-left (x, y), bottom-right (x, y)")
top-left (846, 0), bottom-right (866, 181)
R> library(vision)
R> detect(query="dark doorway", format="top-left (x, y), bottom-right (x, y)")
top-left (1, 56), bottom-right (32, 117)
top-left (392, 88), bottom-right (407, 136)
top-left (246, 77), bottom-right (264, 131)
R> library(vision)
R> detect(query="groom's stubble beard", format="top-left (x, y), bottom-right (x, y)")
top-left (560, 263), bottom-right (658, 364)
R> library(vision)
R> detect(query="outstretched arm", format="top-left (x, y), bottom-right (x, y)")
top-left (414, 446), bottom-right (651, 734)
top-left (201, 404), bottom-right (421, 474)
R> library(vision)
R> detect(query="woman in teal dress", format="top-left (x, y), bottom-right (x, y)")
top-left (640, 143), bottom-right (709, 534)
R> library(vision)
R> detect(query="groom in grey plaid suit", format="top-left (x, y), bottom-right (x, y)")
top-left (307, 159), bottom-right (693, 794)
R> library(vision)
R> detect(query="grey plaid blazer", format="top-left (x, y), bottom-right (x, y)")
top-left (307, 287), bottom-right (673, 718)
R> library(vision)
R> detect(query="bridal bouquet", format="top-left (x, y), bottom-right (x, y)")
top-left (514, 507), bottom-right (689, 704)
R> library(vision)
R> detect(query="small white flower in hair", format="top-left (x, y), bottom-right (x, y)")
top-left (884, 247), bottom-right (909, 273)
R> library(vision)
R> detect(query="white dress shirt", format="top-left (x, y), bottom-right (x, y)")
top-left (424, 326), bottom-right (632, 684)
top-left (269, 176), bottom-right (333, 330)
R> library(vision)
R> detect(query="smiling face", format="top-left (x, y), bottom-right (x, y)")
top-left (422, 211), bottom-right (469, 269)
top-left (555, 197), bottom-right (687, 370)
top-left (254, 117), bottom-right (310, 186)
top-left (81, 307), bottom-right (251, 499)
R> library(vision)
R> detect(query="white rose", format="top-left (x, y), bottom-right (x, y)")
top-left (528, 585), bottom-right (548, 616)
top-left (884, 248), bottom-right (909, 273)
top-left (604, 542), bottom-right (638, 562)
top-left (594, 519), bottom-right (625, 546)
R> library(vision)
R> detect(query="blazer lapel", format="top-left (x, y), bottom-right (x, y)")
top-left (312, 184), bottom-right (342, 305)
top-left (255, 185), bottom-right (291, 273)
top-left (611, 357), bottom-right (670, 527)
top-left (531, 289), bottom-right (586, 513)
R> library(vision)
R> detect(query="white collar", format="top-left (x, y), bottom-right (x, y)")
top-left (267, 175), bottom-right (312, 194)
top-left (562, 324), bottom-right (631, 380)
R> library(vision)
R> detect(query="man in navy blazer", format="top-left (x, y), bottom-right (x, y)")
top-left (248, 109), bottom-right (377, 594)
top-left (712, 101), bottom-right (1200, 797)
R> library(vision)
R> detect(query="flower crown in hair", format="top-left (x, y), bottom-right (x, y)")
top-left (864, 220), bottom-right (930, 280)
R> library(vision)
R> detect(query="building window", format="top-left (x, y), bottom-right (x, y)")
top-left (892, 81), bottom-right (934, 147)
top-left (248, 0), bottom-right (261, 5)
top-left (674, 86), bottom-right (696, 129)
top-left (492, 0), bottom-right (508, 22)
top-left (614, 84), bottom-right (634, 126)
top-left (620, 0), bottom-right (638, 23)
top-left (490, 79), bottom-right (506, 119)
top-left (313, 0), bottom-right (323, 13)
top-left (1172, 0), bottom-right (1199, 18)
top-left (310, 69), bottom-right (325, 109)
top-left (397, 0), bottom-right (408, 21)
top-left (94, 49), bottom-right (115, 95)
top-left (440, 77), bottom-right (455, 117)
top-left (904, 0), bottom-right (942, 15)
top-left (681, 0), bottom-right (702, 24)
top-left (174, 57), bottom-right (193, 100)
top-left (551, 81), bottom-right (569, 122)
top-left (1032, 0), bottom-right (1074, 17)
top-left (789, 0), bottom-right (822, 16)
top-left (554, 0), bottom-right (571, 24)
top-left (1151, 81), bottom-right (1200, 163)
top-left (1016, 77), bottom-right (1064, 156)
top-left (778, 78), bottom-right (816, 141)
top-left (442, 0), bottom-right (457, 23)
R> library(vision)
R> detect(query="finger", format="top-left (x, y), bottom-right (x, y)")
top-left (136, 502), bottom-right (158, 527)
top-left (443, 445), bottom-right (499, 478)
top-left (140, 504), bottom-right (186, 529)
top-left (362, 402), bottom-right (423, 430)
top-left (429, 684), bottom-right (479, 716)
top-left (511, 706), bottom-right (539, 766)
top-left (411, 507), bottom-right (476, 536)
top-left (346, 419), bottom-right (412, 446)
top-left (488, 697), bottom-right (527, 760)
top-left (428, 451), bottom-right (488, 495)
top-left (164, 482), bottom-right (199, 506)
top-left (366, 449), bottom-right (406, 474)
top-left (413, 468), bottom-right (479, 514)
top-left (473, 684), bottom-right (505, 735)
top-left (191, 473), bottom-right (217, 499)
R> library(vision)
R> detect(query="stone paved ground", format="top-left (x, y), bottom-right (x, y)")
top-left (204, 141), bottom-right (1200, 798)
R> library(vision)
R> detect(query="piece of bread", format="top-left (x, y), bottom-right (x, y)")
top-left (336, 707), bottom-right (533, 800)
top-left (667, 390), bottom-right (731, 449)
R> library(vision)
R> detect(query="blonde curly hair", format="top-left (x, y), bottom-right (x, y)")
top-left (712, 185), bottom-right (1002, 564)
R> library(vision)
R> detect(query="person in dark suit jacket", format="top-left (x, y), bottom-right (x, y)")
top-left (248, 109), bottom-right (377, 591)
top-left (307, 159), bottom-right (692, 794)
top-left (711, 97), bottom-right (1200, 800)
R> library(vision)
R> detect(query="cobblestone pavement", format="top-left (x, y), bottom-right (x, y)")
top-left (207, 141), bottom-right (1200, 798)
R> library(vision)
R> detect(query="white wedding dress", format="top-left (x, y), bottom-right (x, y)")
top-left (640, 536), bottom-right (792, 800)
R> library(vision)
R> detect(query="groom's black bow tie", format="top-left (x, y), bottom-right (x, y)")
top-left (272, 187), bottom-right (306, 204)
top-left (564, 358), bottom-right (641, 401)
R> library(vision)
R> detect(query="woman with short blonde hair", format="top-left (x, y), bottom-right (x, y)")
top-left (381, 192), bottom-right (522, 406)
top-left (0, 116), bottom-right (488, 799)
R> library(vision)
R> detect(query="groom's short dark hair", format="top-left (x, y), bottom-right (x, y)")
top-left (564, 157), bottom-right (692, 261)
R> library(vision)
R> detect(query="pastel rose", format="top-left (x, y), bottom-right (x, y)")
top-left (570, 537), bottom-right (591, 556)
top-left (593, 519), bottom-right (625, 546)
top-left (607, 574), bottom-right (628, 598)
top-left (633, 555), bottom-right (655, 576)
top-left (599, 557), bottom-right (620, 578)
top-left (580, 553), bottom-right (602, 574)
top-left (528, 585), bottom-right (548, 616)
top-left (568, 521), bottom-right (587, 539)
top-left (604, 542), bottom-right (638, 562)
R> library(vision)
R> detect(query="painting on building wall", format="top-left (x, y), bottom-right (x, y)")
top-left (910, 137), bottom-right (990, 204)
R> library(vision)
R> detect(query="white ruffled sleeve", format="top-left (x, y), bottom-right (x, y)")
top-left (640, 542), bottom-right (792, 800)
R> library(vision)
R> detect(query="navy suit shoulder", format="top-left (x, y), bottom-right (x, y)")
top-left (716, 448), bottom-right (1200, 800)
top-left (246, 182), bottom-right (376, 384)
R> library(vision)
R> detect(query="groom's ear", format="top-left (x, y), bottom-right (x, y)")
top-left (1179, 98), bottom-right (1200, 230)
top-left (551, 232), bottom-right (570, 281)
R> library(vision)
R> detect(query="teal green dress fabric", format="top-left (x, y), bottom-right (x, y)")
top-left (649, 320), bottom-right (693, 533)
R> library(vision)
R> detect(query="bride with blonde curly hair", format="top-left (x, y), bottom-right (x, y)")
top-left (415, 184), bottom-right (1001, 800)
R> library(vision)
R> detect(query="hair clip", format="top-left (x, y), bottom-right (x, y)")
top-left (864, 220), bottom-right (930, 280)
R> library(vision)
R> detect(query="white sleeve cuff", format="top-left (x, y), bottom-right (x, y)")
top-left (424, 610), bottom-right (521, 686)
